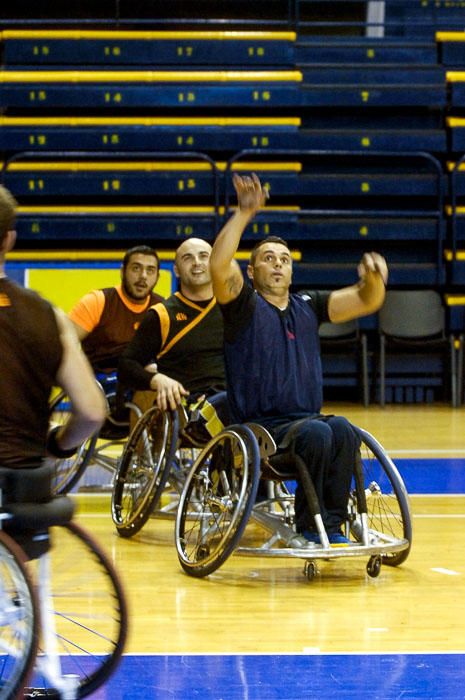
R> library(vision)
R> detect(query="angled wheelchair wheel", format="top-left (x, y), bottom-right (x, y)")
top-left (25, 521), bottom-right (128, 698)
top-left (0, 531), bottom-right (39, 700)
top-left (175, 424), bottom-right (260, 578)
top-left (352, 427), bottom-right (412, 566)
top-left (111, 406), bottom-right (179, 537)
top-left (48, 391), bottom-right (97, 495)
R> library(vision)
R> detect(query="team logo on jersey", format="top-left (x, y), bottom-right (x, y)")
top-left (176, 312), bottom-right (188, 321)
top-left (133, 322), bottom-right (140, 330)
top-left (0, 293), bottom-right (11, 307)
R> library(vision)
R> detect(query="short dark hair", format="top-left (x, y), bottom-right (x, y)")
top-left (122, 245), bottom-right (160, 270)
top-left (249, 236), bottom-right (290, 265)
top-left (0, 185), bottom-right (18, 245)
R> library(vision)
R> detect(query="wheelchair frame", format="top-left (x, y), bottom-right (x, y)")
top-left (0, 467), bottom-right (128, 698)
top-left (48, 374), bottom-right (144, 495)
top-left (174, 421), bottom-right (412, 581)
top-left (0, 530), bottom-right (38, 698)
top-left (111, 402), bottom-right (203, 538)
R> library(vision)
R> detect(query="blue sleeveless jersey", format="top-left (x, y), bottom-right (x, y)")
top-left (222, 286), bottom-right (326, 423)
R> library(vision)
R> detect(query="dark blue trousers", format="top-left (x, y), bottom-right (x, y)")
top-left (260, 414), bottom-right (360, 534)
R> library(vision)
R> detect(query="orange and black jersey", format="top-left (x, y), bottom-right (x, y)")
top-left (69, 285), bottom-right (163, 371)
top-left (119, 291), bottom-right (225, 394)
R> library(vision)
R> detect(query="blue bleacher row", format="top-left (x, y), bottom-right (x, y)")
top-left (0, 119), bottom-right (452, 153)
top-left (2, 36), bottom-right (464, 68)
top-left (0, 76), bottom-right (451, 109)
top-left (1, 162), bottom-right (444, 198)
top-left (7, 210), bottom-right (450, 288)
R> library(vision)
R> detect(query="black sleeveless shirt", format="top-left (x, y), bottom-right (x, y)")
top-left (0, 278), bottom-right (62, 465)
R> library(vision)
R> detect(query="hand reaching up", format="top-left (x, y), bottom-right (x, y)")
top-left (233, 173), bottom-right (269, 214)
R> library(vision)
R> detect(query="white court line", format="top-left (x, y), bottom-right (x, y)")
top-left (367, 628), bottom-right (389, 633)
top-left (168, 648), bottom-right (465, 655)
top-left (431, 568), bottom-right (460, 576)
top-left (410, 493), bottom-right (465, 497)
top-left (415, 513), bottom-right (465, 518)
top-left (389, 449), bottom-right (465, 456)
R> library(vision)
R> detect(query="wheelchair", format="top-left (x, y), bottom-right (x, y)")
top-left (48, 372), bottom-right (144, 495)
top-left (0, 462), bottom-right (128, 699)
top-left (111, 400), bottom-right (207, 538)
top-left (174, 422), bottom-right (412, 581)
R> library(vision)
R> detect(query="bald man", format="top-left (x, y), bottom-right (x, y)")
top-left (118, 238), bottom-right (225, 411)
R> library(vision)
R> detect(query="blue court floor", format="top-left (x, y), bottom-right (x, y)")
top-left (393, 458), bottom-right (465, 495)
top-left (89, 457), bottom-right (465, 699)
top-left (89, 652), bottom-right (465, 699)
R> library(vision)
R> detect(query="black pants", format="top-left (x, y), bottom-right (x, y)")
top-left (262, 414), bottom-right (360, 534)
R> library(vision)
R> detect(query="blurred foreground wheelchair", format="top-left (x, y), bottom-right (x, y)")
top-left (48, 372), bottom-right (144, 495)
top-left (0, 462), bottom-right (127, 698)
top-left (174, 421), bottom-right (412, 581)
top-left (111, 393), bottom-right (227, 538)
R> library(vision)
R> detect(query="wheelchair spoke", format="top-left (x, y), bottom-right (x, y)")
top-left (112, 407), bottom-right (178, 536)
top-left (0, 532), bottom-right (38, 698)
top-left (26, 521), bottom-right (127, 697)
top-left (176, 426), bottom-right (260, 577)
top-left (352, 427), bottom-right (412, 565)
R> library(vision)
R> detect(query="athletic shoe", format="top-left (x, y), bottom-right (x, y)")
top-left (300, 530), bottom-right (322, 544)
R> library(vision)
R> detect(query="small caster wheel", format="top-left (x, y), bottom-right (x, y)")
top-left (304, 561), bottom-right (317, 581)
top-left (367, 555), bottom-right (382, 578)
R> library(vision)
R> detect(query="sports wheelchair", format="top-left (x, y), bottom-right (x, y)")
top-left (0, 462), bottom-right (127, 698)
top-left (111, 396), bottom-right (219, 538)
top-left (48, 372), bottom-right (144, 495)
top-left (174, 422), bottom-right (412, 581)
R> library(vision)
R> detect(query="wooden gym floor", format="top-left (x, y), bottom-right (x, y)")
top-left (70, 402), bottom-right (465, 699)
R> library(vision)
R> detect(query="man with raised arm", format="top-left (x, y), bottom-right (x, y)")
top-left (209, 173), bottom-right (388, 546)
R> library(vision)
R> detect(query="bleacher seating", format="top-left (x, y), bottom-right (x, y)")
top-left (444, 35), bottom-right (465, 294)
top-left (0, 115), bottom-right (447, 154)
top-left (383, 1), bottom-right (465, 38)
top-left (1, 0), bottom-right (465, 402)
top-left (295, 38), bottom-right (439, 66)
top-left (224, 149), bottom-right (446, 288)
top-left (446, 156), bottom-right (465, 286)
top-left (446, 71), bottom-right (465, 109)
top-left (2, 149), bottom-right (446, 290)
top-left (437, 32), bottom-right (465, 68)
top-left (1, 30), bottom-right (296, 67)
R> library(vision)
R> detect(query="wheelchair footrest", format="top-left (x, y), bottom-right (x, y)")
top-left (235, 538), bottom-right (409, 560)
